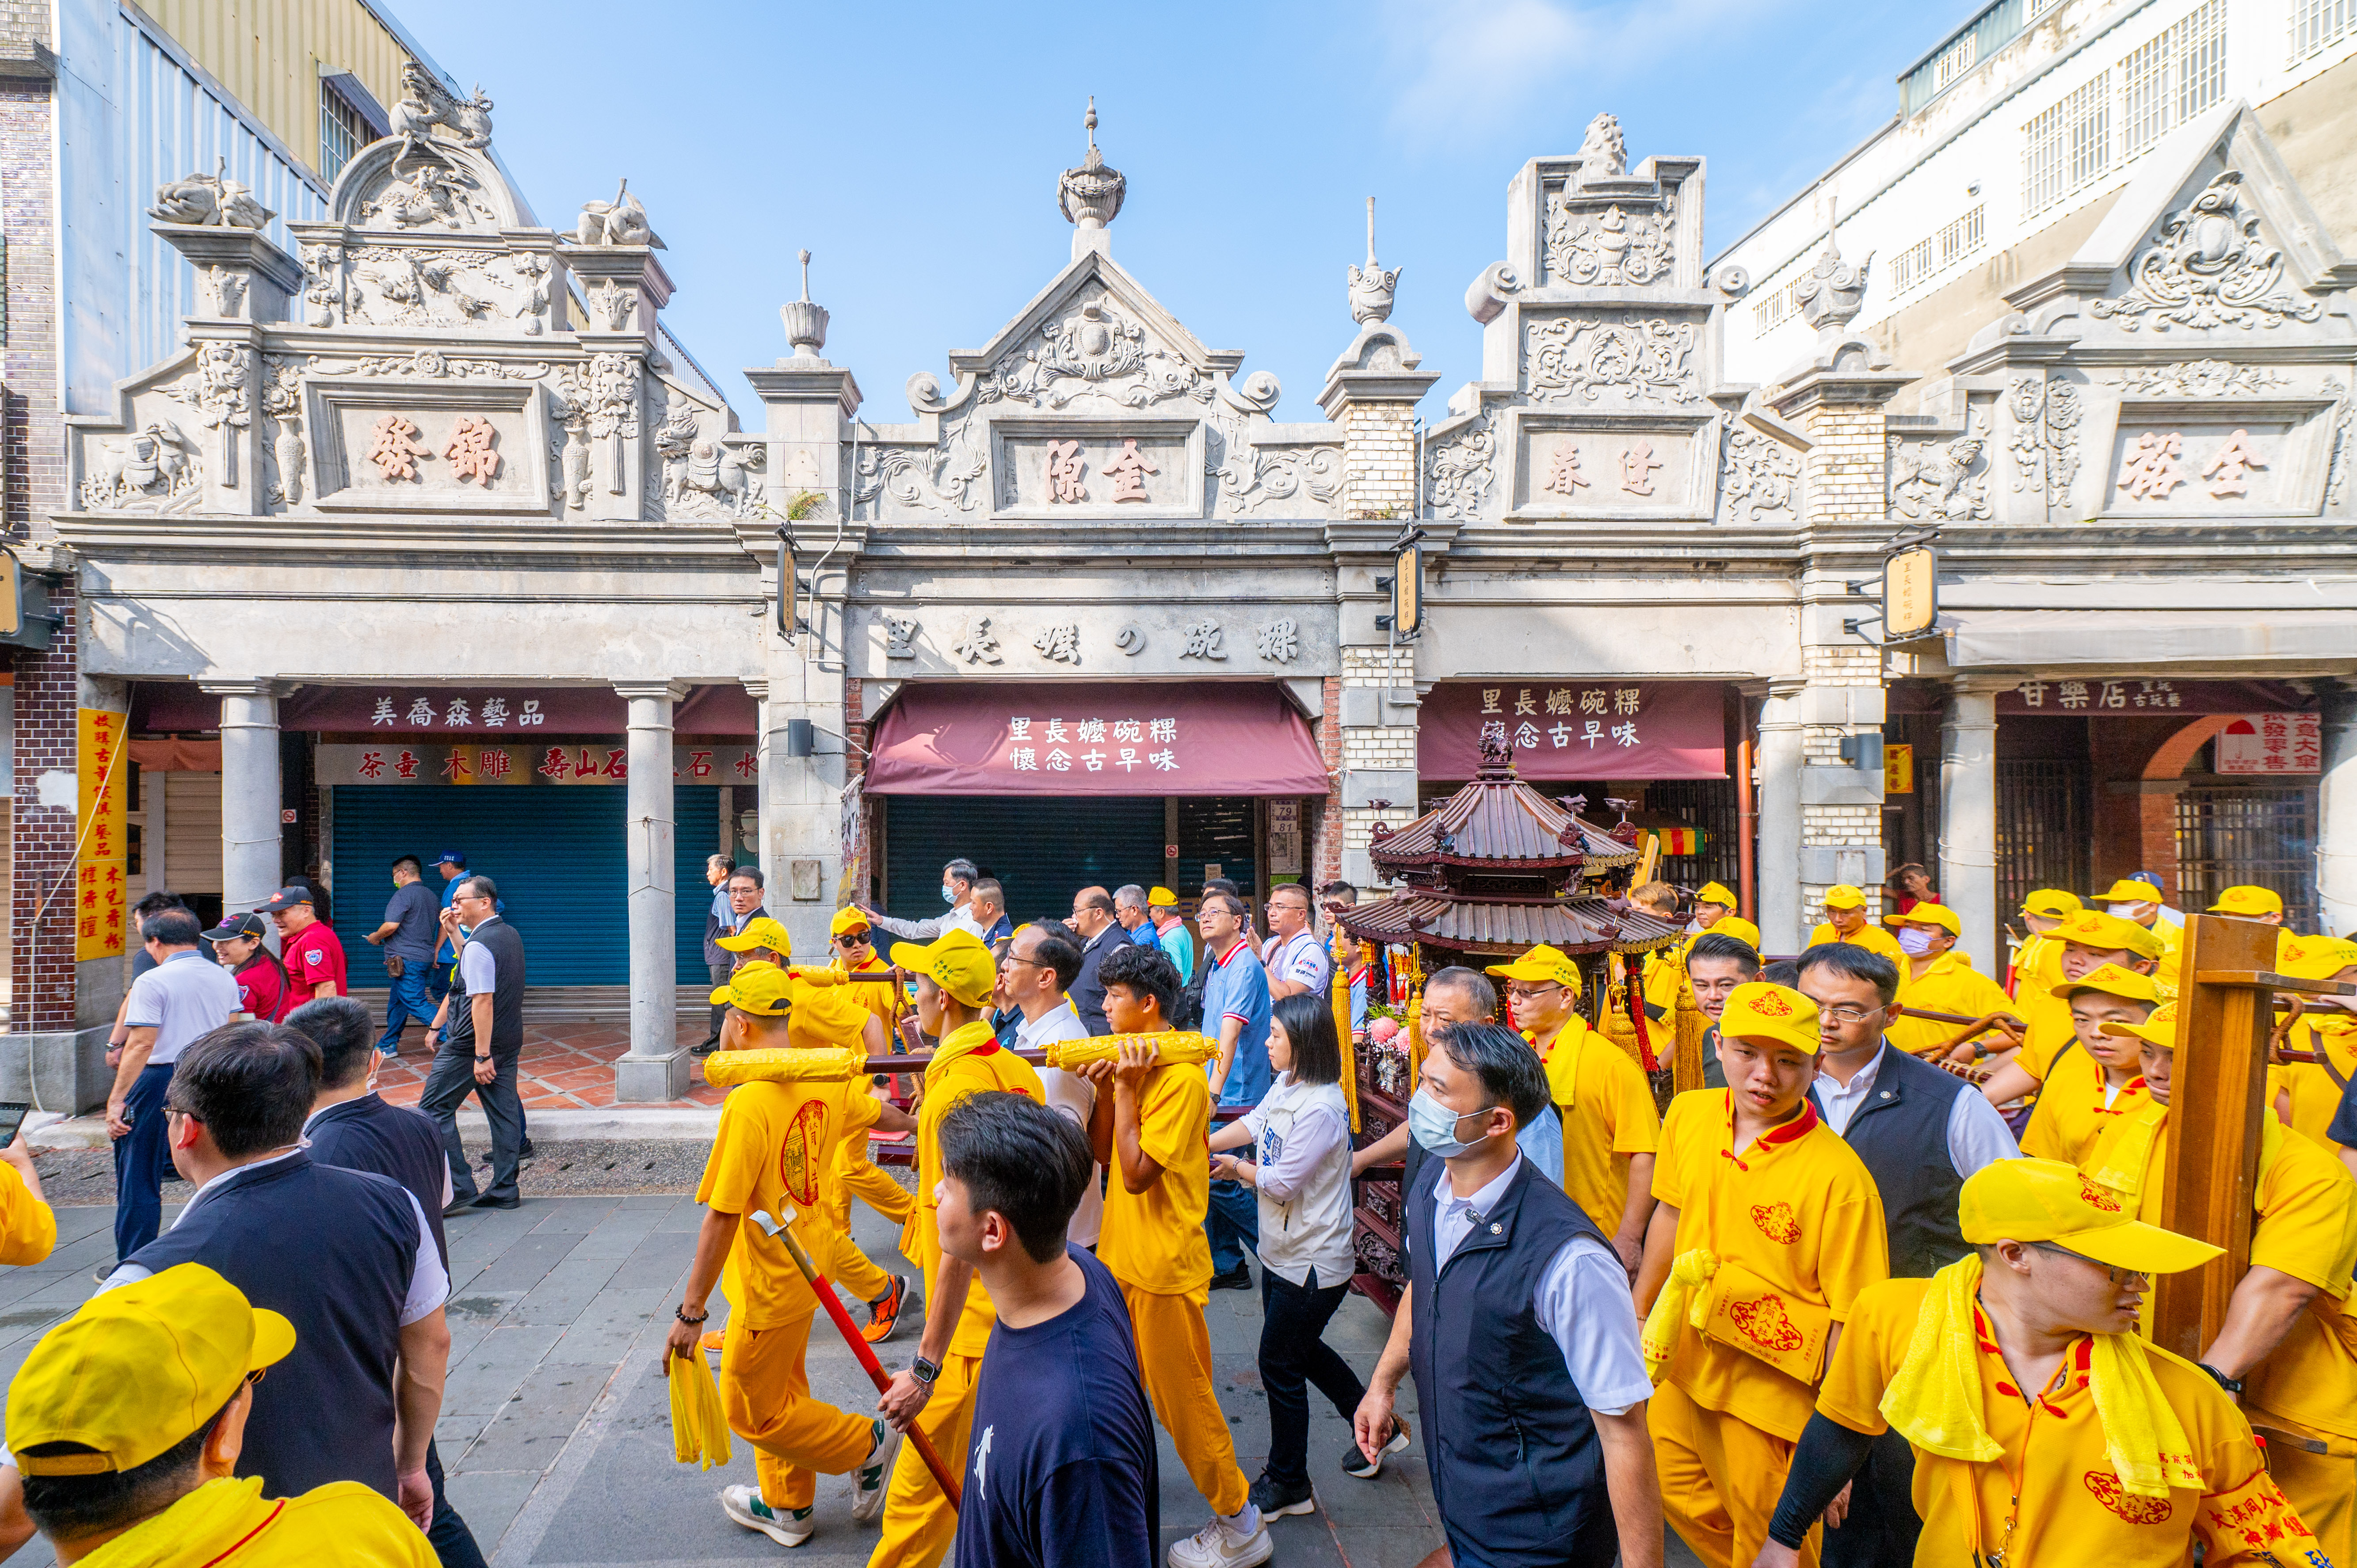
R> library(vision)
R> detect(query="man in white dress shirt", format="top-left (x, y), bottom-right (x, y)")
top-left (999, 922), bottom-right (1102, 1248)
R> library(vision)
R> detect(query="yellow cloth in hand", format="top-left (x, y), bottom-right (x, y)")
top-left (699, 1047), bottom-right (863, 1087)
top-left (1641, 1248), bottom-right (1719, 1381)
top-left (1041, 1032), bottom-right (1217, 1070)
top-left (2088, 1100), bottom-right (2171, 1203)
top-left (1880, 1254), bottom-right (2198, 1499)
top-left (667, 1347), bottom-right (733, 1470)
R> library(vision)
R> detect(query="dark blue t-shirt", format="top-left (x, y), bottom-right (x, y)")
top-left (953, 1246), bottom-right (1159, 1568)
top-left (383, 880), bottom-right (441, 962)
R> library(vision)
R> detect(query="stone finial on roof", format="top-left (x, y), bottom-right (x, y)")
top-left (1796, 189), bottom-right (1872, 334)
top-left (1059, 98), bottom-right (1126, 258)
top-left (781, 247), bottom-right (828, 360)
top-left (1349, 197), bottom-right (1400, 324)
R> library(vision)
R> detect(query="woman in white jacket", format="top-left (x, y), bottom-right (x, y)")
top-left (1210, 990), bottom-right (1362, 1520)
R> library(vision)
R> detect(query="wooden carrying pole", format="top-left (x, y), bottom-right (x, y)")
top-left (2151, 915), bottom-right (2357, 1358)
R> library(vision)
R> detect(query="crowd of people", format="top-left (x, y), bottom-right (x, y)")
top-left (6, 852), bottom-right (2357, 1568)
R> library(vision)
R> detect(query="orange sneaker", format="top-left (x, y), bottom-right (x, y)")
top-left (700, 1328), bottom-right (725, 1355)
top-left (862, 1275), bottom-right (908, 1344)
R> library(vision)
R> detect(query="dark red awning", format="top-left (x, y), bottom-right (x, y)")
top-left (1419, 681), bottom-right (1725, 780)
top-left (863, 681), bottom-right (1328, 797)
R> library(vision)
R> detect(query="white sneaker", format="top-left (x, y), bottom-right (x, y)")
top-left (853, 1418), bottom-right (898, 1524)
top-left (719, 1484), bottom-right (814, 1546)
top-left (1167, 1508), bottom-right (1274, 1568)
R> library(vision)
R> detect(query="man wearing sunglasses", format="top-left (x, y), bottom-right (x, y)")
top-left (1756, 1157), bottom-right (2311, 1568)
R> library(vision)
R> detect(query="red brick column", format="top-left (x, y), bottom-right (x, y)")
top-left (14, 584), bottom-right (79, 1031)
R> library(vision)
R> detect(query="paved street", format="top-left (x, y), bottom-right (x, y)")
top-left (0, 1193), bottom-right (1485, 1567)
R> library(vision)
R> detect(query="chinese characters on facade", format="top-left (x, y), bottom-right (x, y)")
top-left (2116, 429), bottom-right (2268, 502)
top-left (1005, 714), bottom-right (1180, 775)
top-left (1479, 685), bottom-right (1644, 750)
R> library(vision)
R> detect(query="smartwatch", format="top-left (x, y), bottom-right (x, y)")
top-left (2198, 1362), bottom-right (2244, 1396)
top-left (911, 1356), bottom-right (941, 1386)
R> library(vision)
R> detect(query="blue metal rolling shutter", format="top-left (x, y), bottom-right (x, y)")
top-left (882, 795), bottom-right (1165, 926)
top-left (673, 787), bottom-right (721, 978)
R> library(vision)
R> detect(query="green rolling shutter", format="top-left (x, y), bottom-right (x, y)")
top-left (882, 795), bottom-right (1165, 926)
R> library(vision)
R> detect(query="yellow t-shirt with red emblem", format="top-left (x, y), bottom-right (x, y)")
top-left (2018, 1045), bottom-right (2150, 1169)
top-left (1650, 1089), bottom-right (1890, 1441)
top-left (1097, 1059), bottom-right (1214, 1299)
top-left (1533, 1017), bottom-right (1661, 1233)
top-left (832, 956), bottom-right (906, 1037)
top-left (2269, 1014), bottom-right (2357, 1154)
top-left (1819, 1277), bottom-right (2317, 1567)
top-left (910, 1020), bottom-right (1047, 1357)
top-left (1885, 952), bottom-right (2017, 1059)
top-left (698, 1072), bottom-right (882, 1329)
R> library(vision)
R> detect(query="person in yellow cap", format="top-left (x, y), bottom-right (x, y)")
top-left (1635, 982), bottom-right (1890, 1568)
top-left (828, 907), bottom-right (907, 1034)
top-left (2096, 873), bottom-right (2185, 958)
top-left (1145, 886), bottom-right (1198, 984)
top-left (1488, 943), bottom-right (1661, 1274)
top-left (7, 1262), bottom-right (435, 1566)
top-left (2014, 964), bottom-right (2159, 1169)
top-left (2086, 1000), bottom-right (2357, 1561)
top-left (2003, 889), bottom-right (2082, 1057)
top-left (2212, 885), bottom-right (2303, 970)
top-left (818, 906), bottom-right (921, 1343)
top-left (1751, 1157), bottom-right (2315, 1568)
top-left (670, 963), bottom-right (912, 1548)
top-left (1693, 882), bottom-right (1739, 934)
top-left (1880, 903), bottom-right (2017, 1061)
top-left (1807, 886), bottom-right (1907, 967)
top-left (1975, 910), bottom-right (2165, 1111)
top-left (1076, 941), bottom-right (1273, 1567)
top-left (869, 929), bottom-right (1045, 1568)
top-left (2273, 937), bottom-right (2357, 1158)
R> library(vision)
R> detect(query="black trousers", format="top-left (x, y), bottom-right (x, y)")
top-left (704, 962), bottom-right (730, 1043)
top-left (424, 1439), bottom-right (488, 1568)
top-left (1259, 1266), bottom-right (1365, 1490)
top-left (1820, 1425), bottom-right (1921, 1568)
top-left (420, 1040), bottom-right (523, 1203)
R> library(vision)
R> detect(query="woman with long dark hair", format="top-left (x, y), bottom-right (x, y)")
top-left (205, 911), bottom-right (287, 1022)
top-left (1209, 987), bottom-right (1363, 1519)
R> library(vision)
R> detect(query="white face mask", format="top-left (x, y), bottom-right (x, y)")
top-left (2106, 902), bottom-right (2146, 919)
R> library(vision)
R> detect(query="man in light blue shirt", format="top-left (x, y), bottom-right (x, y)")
top-left (1148, 888), bottom-right (1195, 984)
top-left (105, 908), bottom-right (241, 1263)
top-left (1196, 890), bottom-right (1271, 1290)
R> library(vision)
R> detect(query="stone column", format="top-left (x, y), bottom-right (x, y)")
top-left (1755, 681), bottom-right (1805, 953)
top-left (614, 680), bottom-right (688, 1103)
top-left (1940, 683), bottom-right (2002, 972)
top-left (2319, 682), bottom-right (2357, 939)
top-left (203, 681), bottom-right (282, 921)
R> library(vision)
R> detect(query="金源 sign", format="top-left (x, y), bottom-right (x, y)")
top-left (77, 709), bottom-right (128, 960)
top-left (319, 742), bottom-right (758, 786)
top-left (1418, 682), bottom-right (1726, 780)
top-left (2216, 713), bottom-right (2322, 775)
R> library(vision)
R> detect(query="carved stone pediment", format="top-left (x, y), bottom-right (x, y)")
top-left (330, 141), bottom-right (523, 235)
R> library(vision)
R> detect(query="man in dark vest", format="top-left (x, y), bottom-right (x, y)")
top-left (289, 997), bottom-right (487, 1568)
top-left (1353, 1021), bottom-right (1664, 1568)
top-left (104, 1022), bottom-right (450, 1526)
top-left (420, 874), bottom-right (527, 1213)
top-left (1795, 941), bottom-right (2020, 1568)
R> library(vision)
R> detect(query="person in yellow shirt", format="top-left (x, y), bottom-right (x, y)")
top-left (2090, 1000), bottom-right (2357, 1564)
top-left (2095, 873), bottom-right (2184, 961)
top-left (869, 929), bottom-right (1045, 1568)
top-left (8, 1262), bottom-right (436, 1567)
top-left (1633, 883), bottom-right (1696, 1025)
top-left (1076, 942), bottom-right (1271, 1568)
top-left (1693, 882), bottom-right (1738, 935)
top-left (0, 1128), bottom-right (55, 1270)
top-left (1880, 904), bottom-right (2017, 1060)
top-left (2270, 937), bottom-right (2357, 1156)
top-left (2015, 965), bottom-right (2157, 1169)
top-left (1806, 886), bottom-right (1906, 968)
top-left (819, 907), bottom-right (919, 1343)
top-left (667, 964), bottom-right (913, 1548)
top-left (1751, 1157), bottom-right (2316, 1568)
top-left (2003, 889), bottom-right (2081, 1058)
top-left (1635, 982), bottom-right (1891, 1568)
top-left (1976, 910), bottom-right (2163, 1109)
top-left (828, 907), bottom-right (910, 1034)
top-left (1489, 942), bottom-right (1661, 1274)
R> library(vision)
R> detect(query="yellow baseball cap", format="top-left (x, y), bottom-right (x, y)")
top-left (717, 916), bottom-right (793, 958)
top-left (2207, 886), bottom-right (2284, 917)
top-left (2051, 963), bottom-right (2160, 1006)
top-left (2098, 1000), bottom-right (2180, 1051)
top-left (2054, 909), bottom-right (2164, 962)
top-left (1821, 884), bottom-right (1869, 910)
top-left (1697, 916), bottom-right (1762, 951)
top-left (1959, 1157), bottom-right (2220, 1275)
top-left (1719, 982), bottom-right (1820, 1053)
top-left (891, 929), bottom-right (996, 1008)
top-left (1485, 943), bottom-right (1583, 995)
top-left (1148, 886), bottom-right (1180, 908)
top-left (2096, 875), bottom-right (2166, 905)
top-left (712, 961), bottom-right (797, 1015)
top-left (2280, 937), bottom-right (2357, 982)
top-left (1694, 883), bottom-right (1737, 908)
top-left (2021, 889), bottom-right (2083, 920)
top-left (8, 1263), bottom-right (294, 1476)
top-left (1885, 903), bottom-right (1961, 936)
top-left (829, 907), bottom-right (873, 937)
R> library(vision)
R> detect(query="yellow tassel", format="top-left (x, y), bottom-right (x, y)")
top-left (667, 1348), bottom-right (733, 1469)
top-left (1332, 935), bottom-right (1362, 1132)
top-left (1041, 1033), bottom-right (1217, 1070)
top-left (699, 1047), bottom-right (864, 1087)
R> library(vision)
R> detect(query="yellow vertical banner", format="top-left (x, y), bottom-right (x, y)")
top-left (78, 709), bottom-right (127, 961)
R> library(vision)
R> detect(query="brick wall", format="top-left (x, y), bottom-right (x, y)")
top-left (1800, 406), bottom-right (1885, 528)
top-left (2, 77), bottom-right (61, 536)
top-left (1314, 675), bottom-right (1341, 884)
top-left (1342, 404), bottom-right (1415, 518)
top-left (13, 582), bottom-right (77, 1030)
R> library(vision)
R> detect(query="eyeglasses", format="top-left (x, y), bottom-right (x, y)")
top-left (1817, 1004), bottom-right (1883, 1026)
top-left (1505, 983), bottom-right (1563, 1001)
top-left (2027, 1241), bottom-right (2150, 1288)
top-left (1002, 954), bottom-right (1045, 972)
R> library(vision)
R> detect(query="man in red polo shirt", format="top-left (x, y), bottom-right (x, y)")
top-left (262, 885), bottom-right (347, 1005)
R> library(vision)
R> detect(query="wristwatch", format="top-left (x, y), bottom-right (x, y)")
top-left (2198, 1362), bottom-right (2245, 1395)
top-left (910, 1356), bottom-right (941, 1386)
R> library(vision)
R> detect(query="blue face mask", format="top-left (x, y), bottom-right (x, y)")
top-left (1896, 925), bottom-right (1938, 956)
top-left (1407, 1088), bottom-right (1491, 1159)
top-left (941, 884), bottom-right (957, 906)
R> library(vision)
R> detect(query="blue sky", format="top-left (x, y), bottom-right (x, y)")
top-left (393, 0), bottom-right (1943, 423)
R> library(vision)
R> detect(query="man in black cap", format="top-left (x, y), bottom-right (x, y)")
top-left (261, 884), bottom-right (347, 1007)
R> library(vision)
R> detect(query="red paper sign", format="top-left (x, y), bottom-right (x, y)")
top-left (1418, 681), bottom-right (1726, 780)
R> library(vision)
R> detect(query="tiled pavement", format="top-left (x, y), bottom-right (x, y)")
top-left (3, 1194), bottom-right (1714, 1568)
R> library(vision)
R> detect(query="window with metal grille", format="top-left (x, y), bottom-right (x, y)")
top-left (2124, 0), bottom-right (2227, 156)
top-left (2292, 0), bottom-right (2354, 60)
top-left (1891, 206), bottom-right (1985, 296)
top-left (1996, 760), bottom-right (2089, 915)
top-left (2176, 785), bottom-right (2319, 932)
top-left (2023, 72), bottom-right (2110, 215)
top-left (320, 79), bottom-right (367, 183)
top-left (1752, 279), bottom-right (1801, 337)
top-left (1934, 31), bottom-right (1979, 90)
top-left (1643, 779), bottom-right (1743, 897)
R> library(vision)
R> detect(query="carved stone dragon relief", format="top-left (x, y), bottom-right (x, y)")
top-left (1719, 429), bottom-right (1801, 522)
